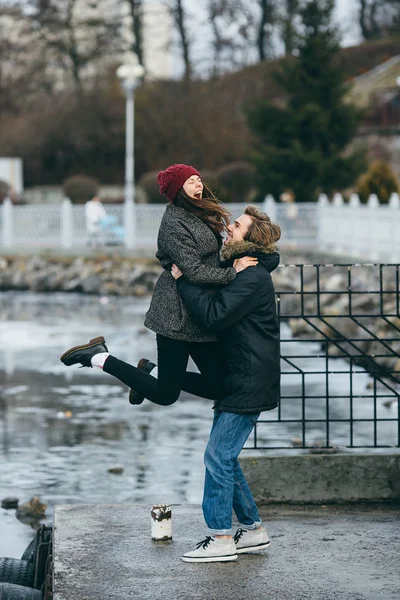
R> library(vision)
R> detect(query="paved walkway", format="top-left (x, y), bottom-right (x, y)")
top-left (53, 503), bottom-right (400, 600)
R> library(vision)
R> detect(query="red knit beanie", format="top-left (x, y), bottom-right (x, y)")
top-left (158, 164), bottom-right (201, 202)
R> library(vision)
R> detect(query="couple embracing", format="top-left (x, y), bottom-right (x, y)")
top-left (60, 163), bottom-right (281, 563)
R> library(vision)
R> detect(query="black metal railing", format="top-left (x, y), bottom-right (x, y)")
top-left (246, 264), bottom-right (400, 450)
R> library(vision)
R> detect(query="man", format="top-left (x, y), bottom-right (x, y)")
top-left (171, 204), bottom-right (281, 563)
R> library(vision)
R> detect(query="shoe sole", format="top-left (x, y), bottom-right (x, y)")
top-left (60, 336), bottom-right (106, 366)
top-left (181, 554), bottom-right (238, 563)
top-left (236, 541), bottom-right (271, 554)
top-left (128, 358), bottom-right (151, 404)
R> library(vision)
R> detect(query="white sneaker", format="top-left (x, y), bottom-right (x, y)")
top-left (234, 526), bottom-right (271, 554)
top-left (181, 536), bottom-right (238, 563)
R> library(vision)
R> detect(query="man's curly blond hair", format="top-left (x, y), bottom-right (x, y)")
top-left (244, 205), bottom-right (281, 247)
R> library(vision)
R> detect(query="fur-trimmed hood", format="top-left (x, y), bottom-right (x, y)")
top-left (221, 240), bottom-right (277, 261)
top-left (221, 240), bottom-right (280, 274)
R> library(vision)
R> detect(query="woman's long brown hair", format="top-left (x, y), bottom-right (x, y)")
top-left (173, 184), bottom-right (231, 235)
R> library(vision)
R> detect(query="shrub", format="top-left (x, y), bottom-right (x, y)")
top-left (137, 171), bottom-right (164, 204)
top-left (201, 169), bottom-right (229, 202)
top-left (216, 161), bottom-right (257, 203)
top-left (63, 175), bottom-right (99, 204)
top-left (356, 161), bottom-right (400, 204)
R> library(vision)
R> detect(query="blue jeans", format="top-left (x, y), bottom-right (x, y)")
top-left (202, 410), bottom-right (262, 536)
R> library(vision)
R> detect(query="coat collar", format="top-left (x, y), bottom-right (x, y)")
top-left (221, 240), bottom-right (277, 261)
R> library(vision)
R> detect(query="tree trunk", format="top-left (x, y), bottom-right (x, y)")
top-left (127, 0), bottom-right (145, 68)
top-left (173, 0), bottom-right (192, 81)
top-left (359, 0), bottom-right (381, 40)
top-left (258, 0), bottom-right (268, 61)
top-left (282, 0), bottom-right (298, 55)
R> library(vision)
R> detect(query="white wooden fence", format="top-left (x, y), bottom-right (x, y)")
top-left (318, 192), bottom-right (400, 262)
top-left (0, 193), bottom-right (399, 261)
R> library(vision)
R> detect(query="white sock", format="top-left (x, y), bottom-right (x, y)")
top-left (91, 352), bottom-right (110, 369)
top-left (150, 366), bottom-right (158, 378)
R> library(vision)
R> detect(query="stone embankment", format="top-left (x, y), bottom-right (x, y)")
top-left (0, 254), bottom-right (162, 297)
top-left (0, 253), bottom-right (398, 377)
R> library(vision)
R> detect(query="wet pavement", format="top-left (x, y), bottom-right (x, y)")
top-left (54, 503), bottom-right (400, 600)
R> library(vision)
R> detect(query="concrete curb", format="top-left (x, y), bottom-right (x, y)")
top-left (240, 453), bottom-right (400, 504)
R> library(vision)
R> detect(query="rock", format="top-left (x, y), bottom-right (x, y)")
top-left (288, 319), bottom-right (312, 337)
top-left (309, 440), bottom-right (341, 454)
top-left (383, 399), bottom-right (397, 408)
top-left (1, 497), bottom-right (19, 509)
top-left (72, 257), bottom-right (85, 268)
top-left (99, 281), bottom-right (121, 295)
top-left (10, 270), bottom-right (28, 290)
top-left (16, 496), bottom-right (46, 522)
top-left (62, 277), bottom-right (84, 292)
top-left (0, 257), bottom-right (8, 270)
top-left (27, 256), bottom-right (47, 271)
top-left (126, 266), bottom-right (145, 285)
top-left (132, 284), bottom-right (148, 297)
top-left (108, 465), bottom-right (124, 475)
top-left (81, 275), bottom-right (101, 294)
top-left (324, 273), bottom-right (345, 292)
top-left (351, 295), bottom-right (377, 313)
top-left (291, 437), bottom-right (303, 447)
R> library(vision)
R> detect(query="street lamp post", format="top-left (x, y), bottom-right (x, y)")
top-left (117, 58), bottom-right (145, 249)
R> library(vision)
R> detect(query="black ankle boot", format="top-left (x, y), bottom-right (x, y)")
top-left (60, 336), bottom-right (108, 368)
top-left (129, 358), bottom-right (156, 405)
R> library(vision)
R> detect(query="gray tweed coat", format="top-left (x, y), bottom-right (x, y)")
top-left (145, 203), bottom-right (236, 342)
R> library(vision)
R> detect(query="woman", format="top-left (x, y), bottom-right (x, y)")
top-left (60, 164), bottom-right (254, 404)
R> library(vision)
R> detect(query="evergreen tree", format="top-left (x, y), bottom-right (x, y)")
top-left (247, 0), bottom-right (365, 202)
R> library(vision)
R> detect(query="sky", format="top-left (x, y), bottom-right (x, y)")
top-left (168, 0), bottom-right (364, 78)
top-left (334, 0), bottom-right (363, 46)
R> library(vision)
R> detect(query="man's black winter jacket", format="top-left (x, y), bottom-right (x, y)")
top-left (176, 241), bottom-right (280, 414)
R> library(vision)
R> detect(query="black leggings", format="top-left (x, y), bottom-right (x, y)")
top-left (103, 334), bottom-right (224, 406)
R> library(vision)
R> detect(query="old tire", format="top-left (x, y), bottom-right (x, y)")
top-left (0, 583), bottom-right (42, 600)
top-left (0, 559), bottom-right (34, 588)
top-left (20, 537), bottom-right (37, 564)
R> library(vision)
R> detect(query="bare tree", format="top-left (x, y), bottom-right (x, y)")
top-left (282, 0), bottom-right (299, 55)
top-left (359, 0), bottom-right (381, 39)
top-left (29, 0), bottom-right (123, 87)
top-left (359, 0), bottom-right (400, 40)
top-left (208, 0), bottom-right (227, 75)
top-left (170, 0), bottom-right (192, 81)
top-left (207, 0), bottom-right (259, 75)
top-left (127, 0), bottom-right (144, 68)
top-left (0, 3), bottom-right (51, 113)
top-left (257, 0), bottom-right (275, 62)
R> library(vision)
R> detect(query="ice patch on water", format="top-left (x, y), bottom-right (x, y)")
top-left (2, 385), bottom-right (29, 396)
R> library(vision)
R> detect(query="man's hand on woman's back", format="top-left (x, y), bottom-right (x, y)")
top-left (233, 257), bottom-right (258, 273)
